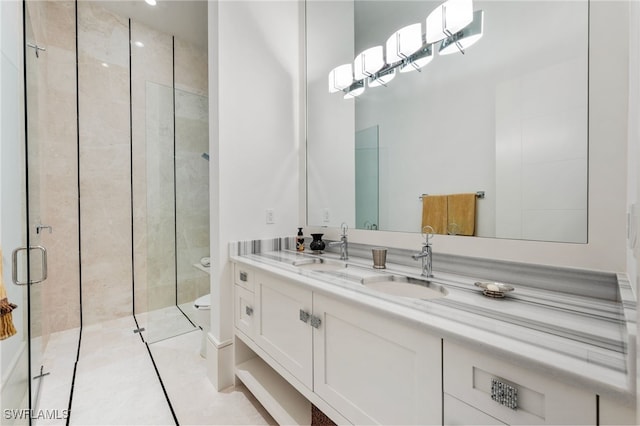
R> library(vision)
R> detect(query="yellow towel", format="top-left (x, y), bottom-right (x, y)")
top-left (421, 195), bottom-right (448, 235)
top-left (447, 193), bottom-right (476, 236)
top-left (0, 250), bottom-right (17, 340)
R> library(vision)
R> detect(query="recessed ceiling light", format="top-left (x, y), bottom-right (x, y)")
top-left (101, 62), bottom-right (109, 68)
top-left (134, 41), bottom-right (144, 48)
top-left (145, 0), bottom-right (157, 6)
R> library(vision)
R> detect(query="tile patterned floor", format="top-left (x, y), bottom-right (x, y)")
top-left (135, 305), bottom-right (198, 344)
top-left (150, 331), bottom-right (275, 425)
top-left (31, 312), bottom-right (274, 425)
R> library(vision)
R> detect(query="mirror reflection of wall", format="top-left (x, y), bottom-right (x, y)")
top-left (307, 0), bottom-right (589, 243)
top-left (355, 126), bottom-right (379, 230)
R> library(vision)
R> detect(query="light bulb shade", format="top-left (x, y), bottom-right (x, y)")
top-left (368, 67), bottom-right (396, 88)
top-left (400, 45), bottom-right (434, 73)
top-left (354, 46), bottom-right (385, 80)
top-left (385, 23), bottom-right (423, 64)
top-left (328, 64), bottom-right (353, 93)
top-left (439, 10), bottom-right (483, 55)
top-left (426, 0), bottom-right (474, 44)
top-left (343, 80), bottom-right (365, 99)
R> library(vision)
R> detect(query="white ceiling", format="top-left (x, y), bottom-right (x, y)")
top-left (90, 0), bottom-right (208, 48)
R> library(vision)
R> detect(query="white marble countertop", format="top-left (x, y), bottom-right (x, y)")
top-left (231, 248), bottom-right (636, 402)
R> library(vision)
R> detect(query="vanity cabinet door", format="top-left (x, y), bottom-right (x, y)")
top-left (312, 293), bottom-right (442, 425)
top-left (254, 271), bottom-right (313, 389)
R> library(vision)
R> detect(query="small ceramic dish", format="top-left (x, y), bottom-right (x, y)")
top-left (474, 281), bottom-right (515, 298)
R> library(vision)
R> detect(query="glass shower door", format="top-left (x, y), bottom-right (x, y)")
top-left (24, 4), bottom-right (47, 410)
top-left (1, 2), bottom-right (30, 423)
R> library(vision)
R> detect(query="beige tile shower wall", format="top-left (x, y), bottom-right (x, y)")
top-left (175, 89), bottom-right (209, 305)
top-left (25, 0), bottom-right (44, 344)
top-left (174, 38), bottom-right (208, 96)
top-left (130, 21), bottom-right (175, 314)
top-left (26, 0), bottom-right (80, 336)
top-left (174, 38), bottom-right (209, 305)
top-left (78, 2), bottom-right (132, 325)
top-left (39, 1), bottom-right (81, 334)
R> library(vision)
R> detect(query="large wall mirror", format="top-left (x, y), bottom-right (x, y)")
top-left (306, 0), bottom-right (589, 243)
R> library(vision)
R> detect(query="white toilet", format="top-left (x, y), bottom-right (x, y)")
top-left (194, 293), bottom-right (211, 358)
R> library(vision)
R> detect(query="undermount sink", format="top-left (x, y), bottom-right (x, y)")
top-left (292, 257), bottom-right (348, 271)
top-left (360, 275), bottom-right (448, 300)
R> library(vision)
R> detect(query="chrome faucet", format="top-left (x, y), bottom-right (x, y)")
top-left (412, 226), bottom-right (434, 278)
top-left (328, 222), bottom-right (349, 260)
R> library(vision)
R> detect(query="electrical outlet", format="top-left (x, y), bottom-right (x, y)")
top-left (266, 209), bottom-right (275, 224)
top-left (322, 208), bottom-right (330, 223)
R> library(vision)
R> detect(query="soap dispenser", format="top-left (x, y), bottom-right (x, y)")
top-left (296, 228), bottom-right (305, 252)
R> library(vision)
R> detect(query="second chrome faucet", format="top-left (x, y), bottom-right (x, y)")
top-left (328, 222), bottom-right (349, 260)
top-left (412, 225), bottom-right (434, 278)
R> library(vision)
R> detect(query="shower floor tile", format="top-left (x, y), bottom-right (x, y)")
top-left (35, 310), bottom-right (275, 425)
top-left (135, 305), bottom-right (198, 344)
top-left (33, 327), bottom-right (80, 425)
top-left (69, 316), bottom-right (175, 425)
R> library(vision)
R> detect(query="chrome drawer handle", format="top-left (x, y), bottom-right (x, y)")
top-left (239, 271), bottom-right (248, 282)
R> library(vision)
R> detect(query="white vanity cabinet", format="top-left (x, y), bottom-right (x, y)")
top-left (233, 261), bottom-right (635, 426)
top-left (443, 340), bottom-right (597, 425)
top-left (233, 263), bottom-right (443, 425)
top-left (313, 293), bottom-right (442, 425)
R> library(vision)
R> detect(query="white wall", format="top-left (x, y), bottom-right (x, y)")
top-left (495, 57), bottom-right (588, 243)
top-left (208, 0), bottom-right (303, 388)
top-left (306, 0), bottom-right (355, 228)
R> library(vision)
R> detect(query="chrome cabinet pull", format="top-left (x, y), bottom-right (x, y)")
top-left (245, 306), bottom-right (253, 316)
top-left (491, 378), bottom-right (518, 410)
top-left (239, 271), bottom-right (248, 282)
top-left (299, 309), bottom-right (310, 323)
top-left (12, 246), bottom-right (48, 286)
top-left (310, 315), bottom-right (322, 329)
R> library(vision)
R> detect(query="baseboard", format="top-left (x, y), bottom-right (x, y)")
top-left (206, 332), bottom-right (234, 390)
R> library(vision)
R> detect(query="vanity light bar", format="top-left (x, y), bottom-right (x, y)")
top-left (331, 0), bottom-right (483, 98)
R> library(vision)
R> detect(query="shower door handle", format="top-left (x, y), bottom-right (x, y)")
top-left (12, 246), bottom-right (48, 286)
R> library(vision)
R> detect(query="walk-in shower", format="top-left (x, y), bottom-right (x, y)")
top-left (0, 1), bottom-right (209, 420)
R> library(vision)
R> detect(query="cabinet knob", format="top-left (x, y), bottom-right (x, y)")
top-left (239, 271), bottom-right (248, 282)
top-left (310, 315), bottom-right (322, 329)
top-left (245, 306), bottom-right (253, 316)
top-left (299, 309), bottom-right (310, 323)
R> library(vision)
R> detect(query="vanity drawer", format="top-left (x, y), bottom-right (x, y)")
top-left (444, 393), bottom-right (505, 425)
top-left (443, 340), bottom-right (596, 425)
top-left (234, 264), bottom-right (255, 291)
top-left (234, 285), bottom-right (255, 338)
